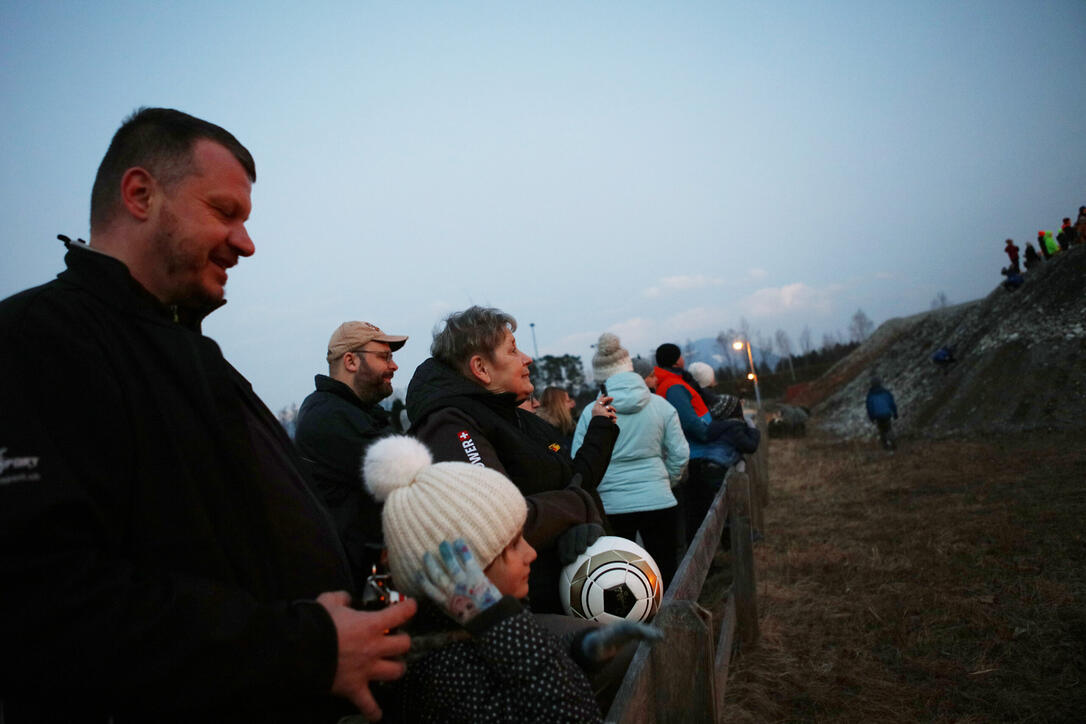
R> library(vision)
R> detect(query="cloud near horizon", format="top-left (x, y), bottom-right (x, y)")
top-left (551, 282), bottom-right (847, 364)
top-left (643, 274), bottom-right (725, 298)
top-left (741, 282), bottom-right (841, 318)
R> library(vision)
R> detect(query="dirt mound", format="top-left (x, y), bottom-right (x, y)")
top-left (813, 243), bottom-right (1086, 439)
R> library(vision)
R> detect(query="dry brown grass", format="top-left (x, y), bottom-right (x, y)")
top-left (719, 432), bottom-right (1086, 722)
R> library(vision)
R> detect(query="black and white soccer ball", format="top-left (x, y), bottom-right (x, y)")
top-left (558, 536), bottom-right (663, 623)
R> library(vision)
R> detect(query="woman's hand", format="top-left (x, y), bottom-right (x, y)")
top-left (592, 395), bottom-right (617, 423)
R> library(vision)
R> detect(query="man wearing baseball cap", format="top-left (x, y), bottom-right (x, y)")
top-left (296, 321), bottom-right (408, 586)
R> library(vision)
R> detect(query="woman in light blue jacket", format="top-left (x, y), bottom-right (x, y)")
top-left (572, 334), bottom-right (689, 587)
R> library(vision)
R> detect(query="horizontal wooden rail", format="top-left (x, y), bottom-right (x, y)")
top-left (607, 415), bottom-right (767, 722)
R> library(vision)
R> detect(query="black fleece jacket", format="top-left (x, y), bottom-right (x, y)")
top-left (0, 245), bottom-right (351, 723)
top-left (295, 374), bottom-right (392, 586)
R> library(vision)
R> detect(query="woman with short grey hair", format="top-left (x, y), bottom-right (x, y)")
top-left (405, 305), bottom-right (620, 615)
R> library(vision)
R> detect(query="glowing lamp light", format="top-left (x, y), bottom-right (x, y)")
top-left (747, 373), bottom-right (755, 380)
top-left (732, 341), bottom-right (743, 350)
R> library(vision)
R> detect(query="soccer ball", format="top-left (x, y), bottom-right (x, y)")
top-left (558, 536), bottom-right (663, 624)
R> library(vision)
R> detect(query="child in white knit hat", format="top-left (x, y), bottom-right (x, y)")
top-left (363, 435), bottom-right (661, 724)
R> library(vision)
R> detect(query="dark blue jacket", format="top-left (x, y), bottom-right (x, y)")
top-left (866, 386), bottom-right (898, 421)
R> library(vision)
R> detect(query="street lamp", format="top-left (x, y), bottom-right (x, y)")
top-left (732, 339), bottom-right (761, 408)
top-left (529, 322), bottom-right (539, 359)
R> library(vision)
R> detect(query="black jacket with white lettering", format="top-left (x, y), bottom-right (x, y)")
top-left (405, 357), bottom-right (619, 613)
top-left (0, 245), bottom-right (352, 723)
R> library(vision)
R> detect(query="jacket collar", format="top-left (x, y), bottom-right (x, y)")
top-left (313, 374), bottom-right (389, 417)
top-left (406, 357), bottom-right (519, 423)
top-left (59, 241), bottom-right (223, 332)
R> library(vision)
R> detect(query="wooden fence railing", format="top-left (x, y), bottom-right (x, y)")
top-left (605, 416), bottom-right (768, 723)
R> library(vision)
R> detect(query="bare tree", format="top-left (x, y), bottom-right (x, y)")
top-left (799, 324), bottom-right (813, 356)
top-left (849, 308), bottom-right (875, 343)
top-left (683, 338), bottom-right (697, 363)
top-left (738, 317), bottom-right (752, 343)
top-left (775, 328), bottom-right (796, 381)
top-left (821, 331), bottom-right (837, 350)
top-left (930, 291), bottom-right (949, 310)
top-left (754, 330), bottom-right (770, 365)
top-left (715, 329), bottom-right (738, 377)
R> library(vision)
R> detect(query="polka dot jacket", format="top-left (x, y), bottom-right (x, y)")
top-left (391, 596), bottom-right (602, 723)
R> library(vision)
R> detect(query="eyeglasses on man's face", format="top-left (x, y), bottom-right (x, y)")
top-left (351, 349), bottom-right (395, 364)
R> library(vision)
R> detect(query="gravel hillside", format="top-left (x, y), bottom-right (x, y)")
top-left (813, 243), bottom-right (1086, 439)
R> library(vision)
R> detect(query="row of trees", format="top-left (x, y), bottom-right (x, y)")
top-left (530, 309), bottom-right (879, 393)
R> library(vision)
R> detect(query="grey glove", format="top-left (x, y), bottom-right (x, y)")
top-left (580, 621), bottom-right (664, 663)
top-left (416, 539), bottom-right (502, 625)
top-left (557, 523), bottom-right (604, 565)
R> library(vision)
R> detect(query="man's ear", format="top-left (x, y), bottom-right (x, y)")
top-left (341, 353), bottom-right (360, 373)
top-left (468, 354), bottom-right (491, 386)
top-left (119, 167), bottom-right (157, 221)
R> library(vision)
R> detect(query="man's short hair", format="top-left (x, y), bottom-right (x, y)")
top-left (89, 107), bottom-right (256, 232)
top-left (431, 305), bottom-right (517, 372)
top-left (655, 343), bottom-right (681, 368)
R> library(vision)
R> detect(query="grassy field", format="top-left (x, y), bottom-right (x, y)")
top-left (719, 432), bottom-right (1086, 722)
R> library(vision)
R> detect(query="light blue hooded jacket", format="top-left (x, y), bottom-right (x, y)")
top-left (571, 371), bottom-right (690, 515)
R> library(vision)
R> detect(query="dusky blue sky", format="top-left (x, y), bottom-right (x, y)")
top-left (3, 1), bottom-right (1084, 413)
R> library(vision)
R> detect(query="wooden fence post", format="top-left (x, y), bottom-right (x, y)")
top-left (727, 469), bottom-right (759, 648)
top-left (650, 600), bottom-right (716, 723)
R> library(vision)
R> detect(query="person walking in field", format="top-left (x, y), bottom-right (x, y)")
top-left (865, 376), bottom-right (899, 451)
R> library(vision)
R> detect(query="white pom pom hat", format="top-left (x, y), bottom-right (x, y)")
top-left (592, 332), bottom-right (633, 383)
top-left (363, 436), bottom-right (528, 597)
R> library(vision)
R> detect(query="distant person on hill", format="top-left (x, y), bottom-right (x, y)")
top-left (865, 376), bottom-right (898, 451)
top-left (1001, 267), bottom-right (1025, 291)
top-left (1004, 238), bottom-right (1020, 272)
top-left (931, 345), bottom-right (956, 375)
top-left (1023, 242), bottom-right (1043, 271)
top-left (1056, 218), bottom-right (1076, 251)
top-left (1039, 230), bottom-right (1059, 259)
top-left (1076, 206), bottom-right (1086, 245)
